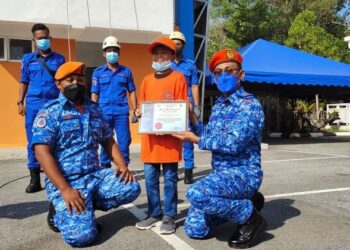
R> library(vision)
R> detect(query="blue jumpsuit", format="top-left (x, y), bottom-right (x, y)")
top-left (20, 51), bottom-right (65, 169)
top-left (184, 87), bottom-right (265, 239)
top-left (31, 94), bottom-right (140, 247)
top-left (171, 58), bottom-right (198, 169)
top-left (91, 64), bottom-right (136, 166)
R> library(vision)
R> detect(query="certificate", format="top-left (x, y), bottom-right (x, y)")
top-left (139, 101), bottom-right (188, 134)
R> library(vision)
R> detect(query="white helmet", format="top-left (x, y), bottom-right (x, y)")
top-left (102, 36), bottom-right (121, 50)
top-left (169, 31), bottom-right (186, 43)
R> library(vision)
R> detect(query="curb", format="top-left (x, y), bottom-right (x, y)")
top-left (268, 132), bottom-right (350, 138)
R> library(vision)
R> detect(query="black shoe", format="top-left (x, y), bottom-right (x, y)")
top-left (47, 202), bottom-right (60, 233)
top-left (96, 223), bottom-right (102, 233)
top-left (25, 168), bottom-right (42, 193)
top-left (184, 169), bottom-right (194, 184)
top-left (250, 192), bottom-right (265, 212)
top-left (228, 209), bottom-right (267, 248)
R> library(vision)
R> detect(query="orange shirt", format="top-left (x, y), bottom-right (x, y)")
top-left (139, 70), bottom-right (188, 163)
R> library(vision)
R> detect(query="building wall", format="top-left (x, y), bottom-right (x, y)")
top-left (0, 38), bottom-right (75, 147)
top-left (0, 38), bottom-right (151, 147)
top-left (0, 0), bottom-right (173, 44)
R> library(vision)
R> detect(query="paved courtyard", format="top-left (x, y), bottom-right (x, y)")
top-left (1, 136), bottom-right (350, 250)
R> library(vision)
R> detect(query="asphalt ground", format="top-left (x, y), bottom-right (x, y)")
top-left (1, 136), bottom-right (350, 250)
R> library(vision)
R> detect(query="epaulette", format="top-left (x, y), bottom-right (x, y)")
top-left (44, 99), bottom-right (60, 108)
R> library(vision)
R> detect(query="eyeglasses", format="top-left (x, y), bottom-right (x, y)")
top-left (213, 68), bottom-right (240, 77)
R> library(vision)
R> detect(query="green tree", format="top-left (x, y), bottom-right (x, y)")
top-left (208, 0), bottom-right (287, 58)
top-left (208, 0), bottom-right (350, 60)
top-left (285, 10), bottom-right (350, 62)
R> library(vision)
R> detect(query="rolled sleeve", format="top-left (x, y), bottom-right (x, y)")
top-left (127, 71), bottom-right (136, 93)
top-left (101, 116), bottom-right (113, 142)
top-left (90, 70), bottom-right (100, 94)
top-left (190, 64), bottom-right (199, 85)
top-left (191, 120), bottom-right (204, 136)
top-left (20, 57), bottom-right (29, 84)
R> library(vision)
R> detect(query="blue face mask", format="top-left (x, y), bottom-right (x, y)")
top-left (106, 51), bottom-right (119, 64)
top-left (215, 72), bottom-right (240, 94)
top-left (36, 39), bottom-right (51, 51)
top-left (152, 60), bottom-right (172, 72)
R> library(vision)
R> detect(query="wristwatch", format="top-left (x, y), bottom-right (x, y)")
top-left (17, 100), bottom-right (24, 105)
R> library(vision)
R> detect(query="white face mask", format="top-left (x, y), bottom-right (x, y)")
top-left (152, 60), bottom-right (172, 72)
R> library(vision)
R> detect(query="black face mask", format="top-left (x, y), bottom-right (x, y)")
top-left (63, 83), bottom-right (86, 103)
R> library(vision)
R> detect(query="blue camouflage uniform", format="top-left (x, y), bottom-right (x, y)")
top-left (20, 51), bottom-right (65, 169)
top-left (91, 64), bottom-right (136, 166)
top-left (184, 87), bottom-right (265, 239)
top-left (171, 58), bottom-right (198, 169)
top-left (31, 94), bottom-right (140, 247)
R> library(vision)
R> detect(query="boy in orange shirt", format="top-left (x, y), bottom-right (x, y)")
top-left (135, 37), bottom-right (188, 234)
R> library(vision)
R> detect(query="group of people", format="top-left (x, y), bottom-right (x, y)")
top-left (17, 23), bottom-right (267, 248)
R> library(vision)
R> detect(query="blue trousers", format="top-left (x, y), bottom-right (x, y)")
top-left (183, 141), bottom-right (194, 169)
top-left (100, 113), bottom-right (131, 165)
top-left (25, 107), bottom-right (41, 169)
top-left (184, 166), bottom-right (263, 239)
top-left (144, 163), bottom-right (178, 218)
top-left (50, 168), bottom-right (140, 247)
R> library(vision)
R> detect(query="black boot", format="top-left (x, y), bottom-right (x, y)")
top-left (184, 169), bottom-right (194, 184)
top-left (250, 192), bottom-right (265, 211)
top-left (228, 209), bottom-right (267, 248)
top-left (47, 202), bottom-right (60, 233)
top-left (25, 168), bottom-right (42, 193)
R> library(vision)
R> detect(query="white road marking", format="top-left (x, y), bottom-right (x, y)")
top-left (264, 187), bottom-right (350, 199)
top-left (263, 156), bottom-right (350, 163)
top-left (122, 203), bottom-right (194, 250)
top-left (153, 187), bottom-right (350, 210)
top-left (271, 149), bottom-right (350, 157)
top-left (131, 154), bottom-right (350, 171)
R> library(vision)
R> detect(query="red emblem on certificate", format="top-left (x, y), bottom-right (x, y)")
top-left (154, 122), bottom-right (163, 130)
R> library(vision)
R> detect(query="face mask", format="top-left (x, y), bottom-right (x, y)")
top-left (36, 39), bottom-right (51, 51)
top-left (106, 51), bottom-right (119, 64)
top-left (63, 83), bottom-right (86, 103)
top-left (215, 72), bottom-right (240, 95)
top-left (152, 60), bottom-right (172, 72)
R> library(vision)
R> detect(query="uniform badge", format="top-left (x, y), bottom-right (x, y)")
top-left (36, 117), bottom-right (46, 128)
top-left (226, 50), bottom-right (235, 60)
top-left (92, 78), bottom-right (97, 85)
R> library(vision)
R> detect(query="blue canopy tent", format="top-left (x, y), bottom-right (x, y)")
top-left (238, 39), bottom-right (350, 87)
top-left (203, 39), bottom-right (350, 132)
top-left (206, 39), bottom-right (350, 87)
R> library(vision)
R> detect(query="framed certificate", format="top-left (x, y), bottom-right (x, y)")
top-left (139, 101), bottom-right (188, 134)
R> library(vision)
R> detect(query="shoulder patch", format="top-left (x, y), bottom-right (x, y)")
top-left (36, 117), bottom-right (47, 128)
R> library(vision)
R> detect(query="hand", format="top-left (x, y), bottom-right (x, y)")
top-left (131, 111), bottom-right (138, 123)
top-left (194, 105), bottom-right (201, 118)
top-left (134, 108), bottom-right (142, 118)
top-left (61, 187), bottom-right (86, 214)
top-left (115, 165), bottom-right (136, 183)
top-left (172, 131), bottom-right (199, 143)
top-left (18, 104), bottom-right (25, 116)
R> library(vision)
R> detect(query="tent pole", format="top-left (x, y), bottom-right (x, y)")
top-left (316, 94), bottom-right (319, 120)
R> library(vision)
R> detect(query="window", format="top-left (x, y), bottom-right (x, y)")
top-left (9, 39), bottom-right (32, 61)
top-left (0, 38), bottom-right (5, 60)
